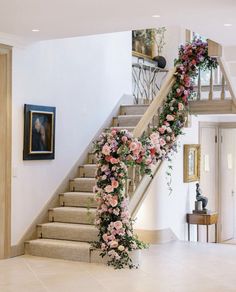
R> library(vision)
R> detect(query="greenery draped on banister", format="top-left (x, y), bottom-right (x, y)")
top-left (93, 39), bottom-right (218, 269)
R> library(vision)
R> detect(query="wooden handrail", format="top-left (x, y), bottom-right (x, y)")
top-left (133, 67), bottom-right (176, 138)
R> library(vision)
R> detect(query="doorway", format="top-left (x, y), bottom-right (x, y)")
top-left (200, 122), bottom-right (236, 243)
top-left (0, 44), bottom-right (12, 259)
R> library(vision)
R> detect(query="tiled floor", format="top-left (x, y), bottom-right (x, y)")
top-left (1, 241), bottom-right (236, 291)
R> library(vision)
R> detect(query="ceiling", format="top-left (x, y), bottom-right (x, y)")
top-left (0, 0), bottom-right (236, 45)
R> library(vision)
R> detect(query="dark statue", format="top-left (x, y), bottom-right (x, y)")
top-left (196, 183), bottom-right (208, 210)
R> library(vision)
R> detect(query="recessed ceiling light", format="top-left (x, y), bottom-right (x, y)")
top-left (152, 15), bottom-right (160, 18)
top-left (224, 23), bottom-right (232, 27)
top-left (32, 29), bottom-right (40, 32)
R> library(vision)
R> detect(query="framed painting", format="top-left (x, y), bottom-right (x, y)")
top-left (183, 144), bottom-right (200, 182)
top-left (23, 104), bottom-right (56, 160)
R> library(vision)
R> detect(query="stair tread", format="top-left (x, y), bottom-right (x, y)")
top-left (38, 222), bottom-right (97, 230)
top-left (26, 238), bottom-right (92, 249)
top-left (120, 104), bottom-right (148, 107)
top-left (60, 192), bottom-right (95, 196)
top-left (50, 206), bottom-right (96, 211)
top-left (117, 114), bottom-right (143, 118)
top-left (82, 164), bottom-right (97, 167)
top-left (72, 177), bottom-right (96, 181)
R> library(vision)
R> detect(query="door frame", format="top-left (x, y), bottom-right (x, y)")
top-left (199, 122), bottom-right (236, 243)
top-left (0, 43), bottom-right (12, 259)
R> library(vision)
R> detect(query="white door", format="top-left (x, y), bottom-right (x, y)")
top-left (220, 128), bottom-right (235, 242)
top-left (200, 126), bottom-right (218, 242)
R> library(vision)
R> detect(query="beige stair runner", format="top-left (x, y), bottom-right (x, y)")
top-left (25, 104), bottom-right (148, 263)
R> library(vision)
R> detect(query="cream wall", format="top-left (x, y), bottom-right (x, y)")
top-left (135, 115), bottom-right (236, 241)
top-left (11, 31), bottom-right (132, 245)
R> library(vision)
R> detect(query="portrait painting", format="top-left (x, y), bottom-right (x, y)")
top-left (23, 105), bottom-right (56, 160)
top-left (183, 144), bottom-right (200, 183)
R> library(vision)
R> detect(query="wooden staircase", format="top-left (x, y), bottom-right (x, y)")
top-left (25, 39), bottom-right (236, 263)
top-left (25, 104), bottom-right (149, 262)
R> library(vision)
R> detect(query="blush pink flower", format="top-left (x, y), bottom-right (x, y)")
top-left (110, 157), bottom-right (119, 164)
top-left (102, 144), bottom-right (111, 156)
top-left (159, 138), bottom-right (166, 146)
top-left (121, 136), bottom-right (128, 143)
top-left (178, 103), bottom-right (184, 111)
top-left (110, 197), bottom-right (118, 207)
top-left (114, 220), bottom-right (123, 230)
top-left (109, 240), bottom-right (119, 248)
top-left (158, 127), bottom-right (165, 134)
top-left (105, 185), bottom-right (114, 193)
top-left (129, 142), bottom-right (138, 151)
top-left (166, 114), bottom-right (174, 121)
top-left (111, 180), bottom-right (119, 188)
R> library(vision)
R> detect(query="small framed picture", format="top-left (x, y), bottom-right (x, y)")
top-left (23, 104), bottom-right (56, 160)
top-left (183, 144), bottom-right (200, 182)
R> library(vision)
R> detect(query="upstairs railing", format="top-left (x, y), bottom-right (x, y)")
top-left (127, 68), bottom-right (176, 217)
top-left (132, 59), bottom-right (168, 104)
top-left (193, 39), bottom-right (236, 104)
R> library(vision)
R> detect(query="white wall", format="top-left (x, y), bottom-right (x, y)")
top-left (135, 114), bottom-right (236, 241)
top-left (11, 31), bottom-right (132, 245)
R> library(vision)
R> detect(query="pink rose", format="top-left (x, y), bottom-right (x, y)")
top-left (102, 144), bottom-right (111, 156)
top-left (105, 185), bottom-right (114, 193)
top-left (129, 142), bottom-right (138, 151)
top-left (102, 233), bottom-right (109, 242)
top-left (111, 129), bottom-right (117, 136)
top-left (110, 197), bottom-right (118, 207)
top-left (114, 220), bottom-right (123, 230)
top-left (111, 180), bottom-right (119, 188)
top-left (110, 157), bottom-right (119, 164)
top-left (101, 165), bottom-right (108, 172)
top-left (150, 132), bottom-right (160, 145)
top-left (159, 138), bottom-right (166, 146)
top-left (158, 127), bottom-right (165, 134)
top-left (121, 136), bottom-right (128, 143)
top-left (166, 115), bottom-right (174, 121)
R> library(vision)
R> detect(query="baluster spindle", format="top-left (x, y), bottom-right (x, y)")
top-left (209, 67), bottom-right (213, 100)
top-left (221, 74), bottom-right (225, 100)
top-left (197, 68), bottom-right (201, 100)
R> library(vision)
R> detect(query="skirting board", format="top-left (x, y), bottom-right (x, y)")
top-left (135, 228), bottom-right (177, 244)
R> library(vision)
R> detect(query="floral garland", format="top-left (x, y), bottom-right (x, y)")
top-left (93, 39), bottom-right (217, 269)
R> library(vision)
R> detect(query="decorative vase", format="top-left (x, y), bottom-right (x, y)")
top-left (153, 55), bottom-right (167, 69)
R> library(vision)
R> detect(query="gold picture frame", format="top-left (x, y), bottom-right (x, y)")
top-left (184, 144), bottom-right (200, 183)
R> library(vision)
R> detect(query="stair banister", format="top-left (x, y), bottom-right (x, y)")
top-left (126, 67), bottom-right (177, 217)
top-left (133, 67), bottom-right (176, 138)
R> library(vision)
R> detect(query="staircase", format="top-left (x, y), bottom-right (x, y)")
top-left (25, 39), bottom-right (236, 264)
top-left (25, 104), bottom-right (149, 263)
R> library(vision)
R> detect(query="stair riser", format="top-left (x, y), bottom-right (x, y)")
top-left (25, 242), bottom-right (90, 262)
top-left (49, 209), bottom-right (95, 225)
top-left (113, 116), bottom-right (142, 127)
top-left (79, 165), bottom-right (97, 178)
top-left (59, 194), bottom-right (97, 208)
top-left (70, 180), bottom-right (95, 192)
top-left (88, 153), bottom-right (98, 164)
top-left (120, 105), bottom-right (148, 115)
top-left (37, 226), bottom-right (98, 242)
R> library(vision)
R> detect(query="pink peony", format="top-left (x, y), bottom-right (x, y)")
top-left (166, 114), bottom-right (174, 121)
top-left (105, 185), bottom-right (114, 193)
top-left (102, 144), bottom-right (111, 156)
top-left (114, 220), bottom-right (123, 230)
